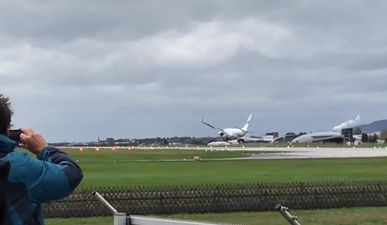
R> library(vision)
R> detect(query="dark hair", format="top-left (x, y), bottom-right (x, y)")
top-left (0, 94), bottom-right (13, 135)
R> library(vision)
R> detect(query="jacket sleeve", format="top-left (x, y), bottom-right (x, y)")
top-left (26, 146), bottom-right (83, 202)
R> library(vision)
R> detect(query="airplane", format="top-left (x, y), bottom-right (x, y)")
top-left (202, 113), bottom-right (252, 142)
top-left (291, 115), bottom-right (361, 144)
top-left (332, 115), bottom-right (361, 132)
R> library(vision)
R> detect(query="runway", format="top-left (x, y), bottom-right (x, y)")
top-left (198, 146), bottom-right (387, 160)
top-left (66, 145), bottom-right (387, 161)
top-left (245, 148), bottom-right (387, 159)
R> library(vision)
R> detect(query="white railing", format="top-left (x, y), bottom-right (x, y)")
top-left (93, 191), bottom-right (238, 225)
top-left (94, 191), bottom-right (302, 225)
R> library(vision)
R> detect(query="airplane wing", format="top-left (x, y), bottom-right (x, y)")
top-left (201, 119), bottom-right (222, 131)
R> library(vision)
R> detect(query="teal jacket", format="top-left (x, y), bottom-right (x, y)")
top-left (0, 134), bottom-right (83, 225)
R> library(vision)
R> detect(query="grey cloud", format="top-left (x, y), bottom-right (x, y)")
top-left (1, 0), bottom-right (387, 141)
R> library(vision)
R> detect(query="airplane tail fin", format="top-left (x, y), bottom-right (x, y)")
top-left (241, 113), bottom-right (253, 131)
top-left (332, 114), bottom-right (362, 132)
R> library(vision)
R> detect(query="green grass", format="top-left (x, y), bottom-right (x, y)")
top-left (79, 157), bottom-right (387, 188)
top-left (46, 206), bottom-right (387, 225)
top-left (44, 148), bottom-right (387, 224)
top-left (167, 207), bottom-right (387, 225)
top-left (68, 148), bottom-right (245, 162)
top-left (55, 148), bottom-right (387, 188)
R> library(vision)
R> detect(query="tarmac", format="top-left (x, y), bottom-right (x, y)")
top-left (245, 147), bottom-right (387, 159)
top-left (67, 145), bottom-right (387, 161)
top-left (195, 146), bottom-right (387, 160)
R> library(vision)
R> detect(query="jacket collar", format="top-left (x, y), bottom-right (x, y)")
top-left (0, 134), bottom-right (17, 154)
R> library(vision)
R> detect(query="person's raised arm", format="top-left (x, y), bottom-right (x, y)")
top-left (19, 128), bottom-right (83, 202)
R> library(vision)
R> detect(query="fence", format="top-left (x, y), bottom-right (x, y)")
top-left (43, 180), bottom-right (387, 218)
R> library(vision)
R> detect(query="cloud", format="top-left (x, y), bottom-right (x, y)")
top-left (1, 0), bottom-right (387, 141)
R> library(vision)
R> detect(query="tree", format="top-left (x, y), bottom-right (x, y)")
top-left (379, 129), bottom-right (387, 142)
top-left (368, 134), bottom-right (378, 143)
top-left (374, 133), bottom-right (380, 142)
top-left (106, 137), bottom-right (115, 146)
top-left (361, 133), bottom-right (368, 143)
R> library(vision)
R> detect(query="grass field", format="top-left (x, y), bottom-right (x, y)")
top-left (46, 206), bottom-right (387, 225)
top-left (55, 148), bottom-right (387, 188)
top-left (44, 148), bottom-right (387, 224)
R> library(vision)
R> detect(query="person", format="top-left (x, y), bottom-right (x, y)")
top-left (0, 94), bottom-right (83, 225)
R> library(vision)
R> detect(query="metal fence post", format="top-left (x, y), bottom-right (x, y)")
top-left (93, 191), bottom-right (127, 225)
top-left (275, 204), bottom-right (301, 225)
top-left (114, 213), bottom-right (127, 225)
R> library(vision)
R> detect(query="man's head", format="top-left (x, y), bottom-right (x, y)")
top-left (0, 94), bottom-right (13, 135)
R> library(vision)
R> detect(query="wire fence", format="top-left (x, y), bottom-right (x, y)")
top-left (43, 180), bottom-right (387, 218)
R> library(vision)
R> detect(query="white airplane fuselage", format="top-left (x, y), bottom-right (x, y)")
top-left (291, 115), bottom-right (361, 144)
top-left (220, 128), bottom-right (248, 140)
top-left (291, 131), bottom-right (343, 144)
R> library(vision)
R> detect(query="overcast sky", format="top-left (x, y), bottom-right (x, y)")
top-left (1, 0), bottom-right (386, 142)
